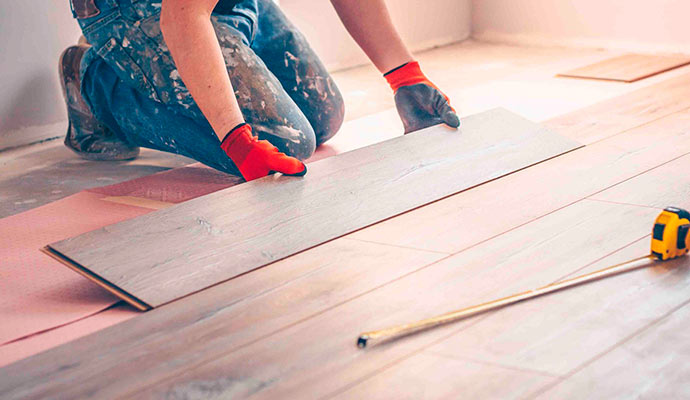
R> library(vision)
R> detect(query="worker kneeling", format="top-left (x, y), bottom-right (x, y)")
top-left (61, 0), bottom-right (459, 181)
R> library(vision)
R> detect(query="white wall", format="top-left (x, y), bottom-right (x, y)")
top-left (0, 3), bottom-right (82, 150)
top-left (0, 1), bottom-right (469, 151)
top-left (472, 0), bottom-right (690, 53)
top-left (282, 0), bottom-right (472, 71)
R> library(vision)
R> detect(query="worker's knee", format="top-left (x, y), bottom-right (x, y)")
top-left (313, 82), bottom-right (345, 146)
top-left (291, 126), bottom-right (316, 160)
top-left (253, 116), bottom-right (316, 161)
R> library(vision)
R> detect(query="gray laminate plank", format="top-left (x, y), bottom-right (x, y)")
top-left (6, 106), bottom-right (690, 398)
top-left (0, 239), bottom-right (443, 400)
top-left (349, 107), bottom-right (690, 253)
top-left (331, 352), bottom-right (556, 400)
top-left (535, 300), bottom-right (690, 399)
top-left (426, 234), bottom-right (690, 377)
top-left (47, 108), bottom-right (581, 308)
top-left (590, 153), bottom-right (690, 210)
top-left (127, 202), bottom-right (662, 399)
top-left (544, 72), bottom-right (690, 144)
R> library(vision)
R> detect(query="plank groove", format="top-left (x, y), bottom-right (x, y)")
top-left (46, 108), bottom-right (580, 308)
top-left (557, 54), bottom-right (690, 83)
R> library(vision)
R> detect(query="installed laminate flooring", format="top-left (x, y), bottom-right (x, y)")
top-left (4, 45), bottom-right (690, 399)
top-left (4, 71), bottom-right (690, 399)
top-left (557, 53), bottom-right (690, 83)
top-left (46, 109), bottom-right (579, 309)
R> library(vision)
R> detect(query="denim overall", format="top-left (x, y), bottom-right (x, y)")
top-left (69, 0), bottom-right (344, 174)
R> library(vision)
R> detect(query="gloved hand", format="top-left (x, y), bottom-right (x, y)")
top-left (384, 61), bottom-right (460, 134)
top-left (221, 123), bottom-right (307, 181)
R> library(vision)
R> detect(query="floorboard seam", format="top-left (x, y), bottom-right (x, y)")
top-left (126, 147), bottom-right (690, 398)
top-left (123, 252), bottom-right (460, 398)
top-left (321, 197), bottom-right (682, 398)
top-left (320, 313), bottom-right (498, 400)
top-left (550, 235), bottom-right (649, 283)
top-left (584, 198), bottom-right (664, 210)
top-left (570, 105), bottom-right (690, 147)
top-left (526, 296), bottom-right (690, 399)
top-left (422, 349), bottom-right (563, 378)
top-left (340, 237), bottom-right (451, 255)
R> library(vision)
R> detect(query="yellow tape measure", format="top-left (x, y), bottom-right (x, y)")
top-left (357, 206), bottom-right (690, 348)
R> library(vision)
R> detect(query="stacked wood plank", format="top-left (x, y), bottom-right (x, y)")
top-left (3, 69), bottom-right (690, 399)
top-left (557, 53), bottom-right (690, 83)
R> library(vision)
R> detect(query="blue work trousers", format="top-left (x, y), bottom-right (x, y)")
top-left (70, 0), bottom-right (344, 174)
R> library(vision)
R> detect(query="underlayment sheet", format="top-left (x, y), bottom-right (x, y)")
top-left (0, 118), bottom-right (403, 364)
top-left (88, 164), bottom-right (242, 204)
top-left (0, 304), bottom-right (135, 368)
top-left (0, 192), bottom-right (149, 345)
top-left (47, 108), bottom-right (582, 309)
top-left (557, 53), bottom-right (690, 83)
top-left (85, 117), bottom-right (401, 203)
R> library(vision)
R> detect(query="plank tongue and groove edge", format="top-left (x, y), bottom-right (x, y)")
top-left (44, 108), bottom-right (581, 309)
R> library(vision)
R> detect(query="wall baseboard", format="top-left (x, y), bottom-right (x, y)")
top-left (0, 121), bottom-right (66, 153)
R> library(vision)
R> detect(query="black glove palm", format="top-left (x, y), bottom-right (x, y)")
top-left (394, 83), bottom-right (460, 134)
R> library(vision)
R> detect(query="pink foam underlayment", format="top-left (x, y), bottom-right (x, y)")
top-left (88, 163), bottom-right (243, 203)
top-left (1, 124), bottom-right (403, 367)
top-left (0, 192), bottom-right (152, 362)
top-left (85, 142), bottom-right (369, 202)
top-left (0, 304), bottom-right (135, 368)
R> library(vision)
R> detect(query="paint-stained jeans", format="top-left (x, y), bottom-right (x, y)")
top-left (70, 0), bottom-right (344, 174)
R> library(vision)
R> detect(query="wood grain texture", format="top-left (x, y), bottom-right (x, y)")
top-left (545, 72), bottom-right (690, 144)
top-left (0, 239), bottom-right (443, 399)
top-left (129, 201), bottom-right (662, 400)
top-left (426, 236), bottom-right (690, 377)
top-left (47, 108), bottom-right (580, 308)
top-left (557, 54), bottom-right (690, 83)
top-left (7, 75), bottom-right (690, 398)
top-left (4, 95), bottom-right (690, 398)
top-left (331, 352), bottom-right (556, 400)
top-left (536, 300), bottom-right (690, 399)
top-left (349, 109), bottom-right (690, 253)
top-left (590, 153), bottom-right (690, 210)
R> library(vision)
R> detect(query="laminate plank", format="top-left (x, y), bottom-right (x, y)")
top-left (0, 239), bottom-right (443, 400)
top-left (6, 99), bottom-right (690, 396)
top-left (46, 108), bottom-right (580, 309)
top-left (127, 201), bottom-right (661, 400)
top-left (590, 153), bottom-right (690, 210)
top-left (535, 300), bottom-right (690, 399)
top-left (4, 99), bottom-right (690, 398)
top-left (331, 352), bottom-right (556, 400)
top-left (557, 54), bottom-right (690, 83)
top-left (349, 109), bottom-right (690, 253)
top-left (544, 72), bottom-right (690, 144)
top-left (425, 235), bottom-right (690, 377)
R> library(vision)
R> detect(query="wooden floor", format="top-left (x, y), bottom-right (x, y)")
top-left (3, 41), bottom-right (690, 399)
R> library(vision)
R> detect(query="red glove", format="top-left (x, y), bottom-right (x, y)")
top-left (221, 123), bottom-right (307, 181)
top-left (384, 61), bottom-right (460, 133)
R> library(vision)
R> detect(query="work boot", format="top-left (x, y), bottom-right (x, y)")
top-left (59, 45), bottom-right (139, 161)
